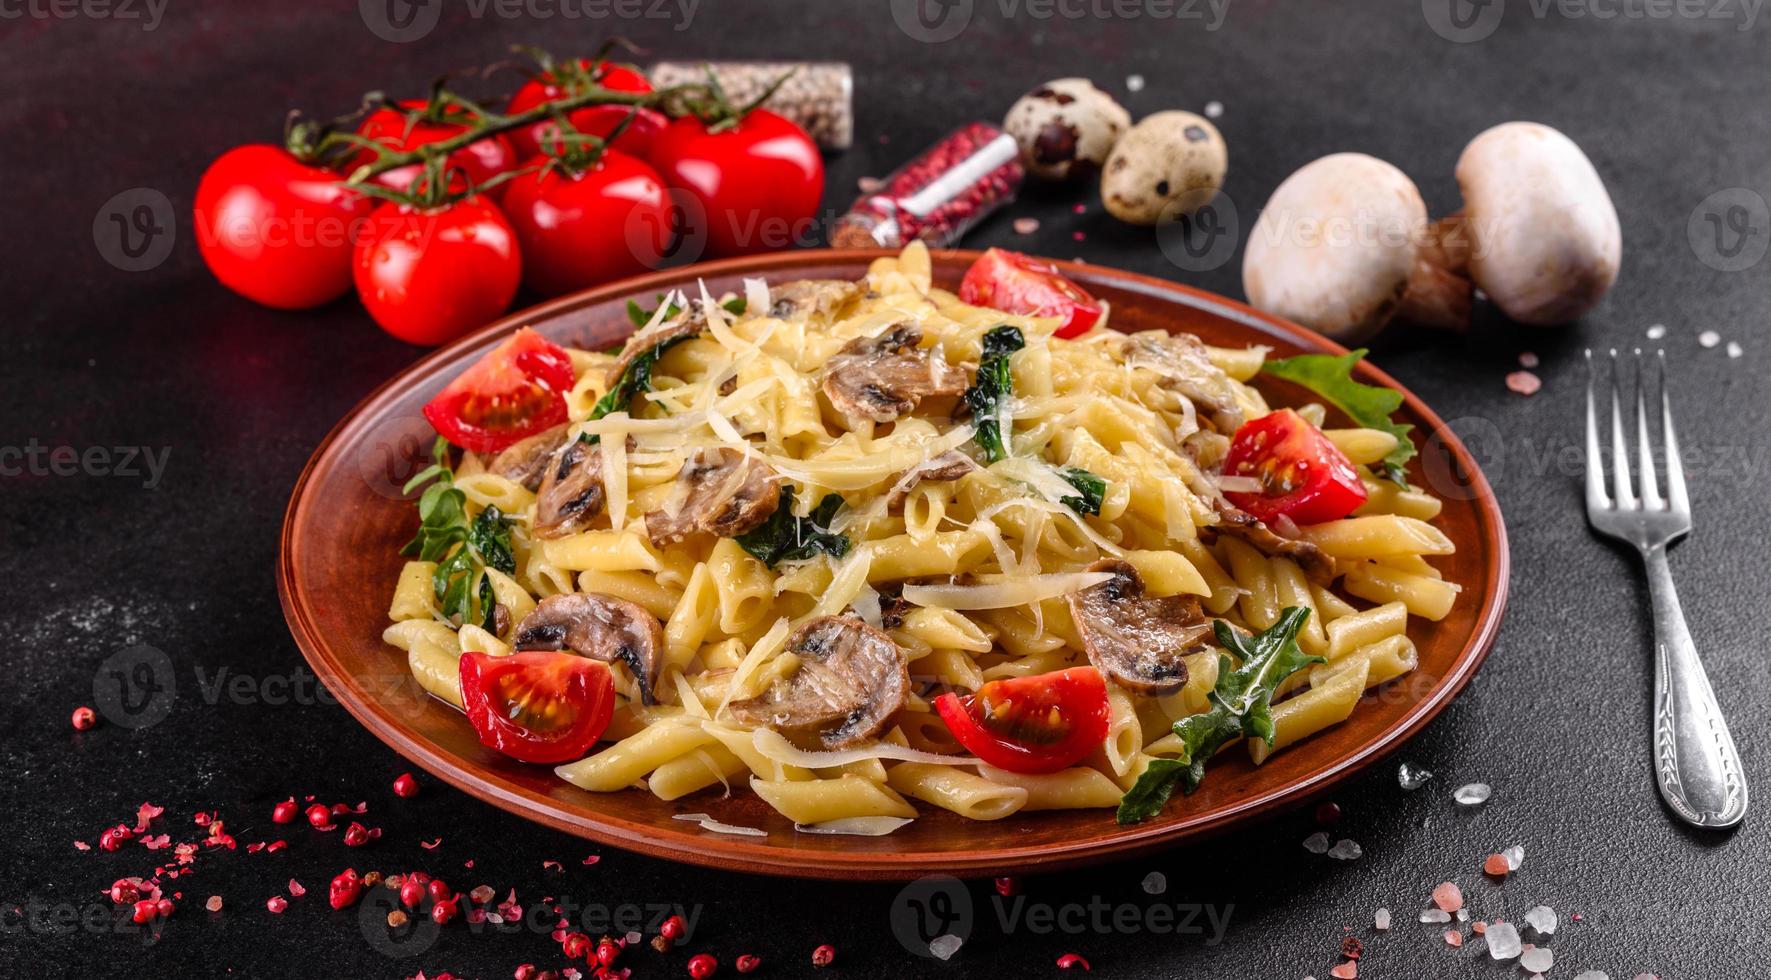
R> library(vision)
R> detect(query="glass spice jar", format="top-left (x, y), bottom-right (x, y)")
top-left (648, 60), bottom-right (853, 150)
top-left (830, 122), bottom-right (1025, 249)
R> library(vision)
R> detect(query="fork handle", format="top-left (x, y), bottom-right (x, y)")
top-left (1643, 546), bottom-right (1748, 828)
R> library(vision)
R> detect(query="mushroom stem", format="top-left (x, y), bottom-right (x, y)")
top-left (1397, 214), bottom-right (1474, 332)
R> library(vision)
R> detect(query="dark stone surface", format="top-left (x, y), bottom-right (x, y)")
top-left (2, 1), bottom-right (1766, 977)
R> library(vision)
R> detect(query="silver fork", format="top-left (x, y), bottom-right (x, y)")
top-left (1585, 348), bottom-right (1747, 829)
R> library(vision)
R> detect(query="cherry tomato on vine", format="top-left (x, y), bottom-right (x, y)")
top-left (352, 196), bottom-right (521, 347)
top-left (421, 326), bottom-right (575, 454)
top-left (1222, 409), bottom-right (1368, 525)
top-left (353, 101), bottom-right (519, 196)
top-left (193, 144), bottom-right (374, 309)
top-left (648, 108), bottom-right (823, 259)
top-left (502, 150), bottom-right (672, 297)
top-left (505, 60), bottom-right (665, 161)
top-left (958, 248), bottom-right (1103, 338)
top-left (934, 667), bottom-right (1110, 775)
top-left (459, 651), bottom-right (615, 764)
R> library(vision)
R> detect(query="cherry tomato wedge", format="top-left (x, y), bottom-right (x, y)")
top-left (506, 60), bottom-right (666, 161)
top-left (458, 651), bottom-right (615, 764)
top-left (422, 327), bottom-right (576, 454)
top-left (958, 248), bottom-right (1103, 339)
top-left (1222, 408), bottom-right (1369, 525)
top-left (934, 667), bottom-right (1110, 775)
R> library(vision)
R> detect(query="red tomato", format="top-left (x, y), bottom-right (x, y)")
top-left (958, 248), bottom-right (1103, 338)
top-left (1222, 409), bottom-right (1369, 525)
top-left (353, 197), bottom-right (522, 347)
top-left (421, 326), bottom-right (575, 453)
top-left (506, 60), bottom-right (665, 160)
top-left (458, 651), bottom-right (615, 764)
top-left (193, 144), bottom-right (374, 309)
top-left (353, 101), bottom-right (519, 195)
top-left (934, 667), bottom-right (1110, 775)
top-left (501, 150), bottom-right (672, 296)
top-left (648, 109), bottom-right (823, 258)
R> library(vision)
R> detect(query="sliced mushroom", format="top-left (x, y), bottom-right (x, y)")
top-left (727, 616), bottom-right (909, 749)
top-left (1207, 501), bottom-right (1336, 583)
top-left (821, 324), bottom-right (969, 423)
top-left (513, 592), bottom-right (665, 704)
top-left (606, 306), bottom-right (705, 389)
top-left (489, 423), bottom-right (572, 491)
top-left (884, 450), bottom-right (978, 509)
top-left (534, 438), bottom-right (605, 539)
top-left (769, 279), bottom-right (861, 321)
top-left (643, 448), bottom-right (781, 546)
top-left (1117, 330), bottom-right (1246, 432)
top-left (1065, 559), bottom-right (1211, 696)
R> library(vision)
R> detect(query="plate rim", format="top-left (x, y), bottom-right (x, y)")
top-left (279, 247), bottom-right (1509, 880)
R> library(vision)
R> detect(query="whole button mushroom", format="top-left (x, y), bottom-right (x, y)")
top-left (1241, 153), bottom-right (1471, 343)
top-left (1101, 111), bottom-right (1228, 225)
top-left (1002, 78), bottom-right (1132, 181)
top-left (1455, 121), bottom-right (1621, 325)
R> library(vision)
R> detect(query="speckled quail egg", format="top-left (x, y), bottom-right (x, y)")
top-left (1002, 78), bottom-right (1132, 181)
top-left (1101, 111), bottom-right (1228, 225)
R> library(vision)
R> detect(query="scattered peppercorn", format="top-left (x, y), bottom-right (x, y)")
top-left (305, 804), bottom-right (333, 829)
top-left (431, 897), bottom-right (458, 925)
top-left (71, 706), bottom-right (97, 731)
top-left (1341, 936), bottom-right (1363, 959)
top-left (811, 944), bottom-right (835, 968)
top-left (687, 953), bottom-right (718, 979)
top-left (1056, 953), bottom-right (1091, 971)
top-left (387, 910), bottom-right (409, 928)
top-left (271, 800), bottom-right (299, 824)
top-left (393, 772), bottom-right (420, 798)
top-left (735, 954), bottom-right (761, 974)
top-left (994, 876), bottom-right (1019, 897)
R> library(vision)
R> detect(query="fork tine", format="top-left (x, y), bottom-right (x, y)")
top-left (1608, 349), bottom-right (1637, 508)
top-left (1633, 349), bottom-right (1662, 509)
top-left (1659, 350), bottom-right (1690, 515)
top-left (1584, 349), bottom-right (1611, 512)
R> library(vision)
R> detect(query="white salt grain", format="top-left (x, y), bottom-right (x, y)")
top-left (1521, 947), bottom-right (1555, 973)
top-left (1503, 844), bottom-right (1524, 871)
top-left (1374, 908), bottom-right (1391, 930)
top-left (1699, 330), bottom-right (1721, 348)
top-left (1646, 324), bottom-right (1667, 340)
top-left (929, 934), bottom-right (964, 960)
top-left (1204, 100), bottom-right (1224, 119)
top-left (1486, 921), bottom-right (1523, 960)
top-left (1013, 217), bottom-right (1040, 235)
top-left (1457, 909), bottom-right (1469, 922)
top-left (1398, 762), bottom-right (1433, 790)
top-left (1327, 839), bottom-right (1363, 861)
top-left (1728, 341), bottom-right (1743, 358)
top-left (1302, 832), bottom-right (1330, 854)
top-left (1525, 904), bottom-right (1558, 935)
top-left (1142, 871), bottom-right (1167, 895)
top-left (1518, 351), bottom-right (1540, 368)
top-left (1126, 74), bottom-right (1145, 92)
top-left (1419, 909), bottom-right (1451, 924)
top-left (1454, 783), bottom-right (1492, 806)
top-left (1576, 973), bottom-right (1614, 980)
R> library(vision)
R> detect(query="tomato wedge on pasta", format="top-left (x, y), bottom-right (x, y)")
top-left (934, 668), bottom-right (1110, 774)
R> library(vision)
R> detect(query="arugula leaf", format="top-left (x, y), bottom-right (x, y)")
top-left (963, 325), bottom-right (1026, 463)
top-left (1116, 607), bottom-right (1323, 825)
top-left (1058, 467), bottom-right (1107, 516)
top-left (1260, 349), bottom-right (1414, 484)
top-left (736, 486), bottom-right (850, 567)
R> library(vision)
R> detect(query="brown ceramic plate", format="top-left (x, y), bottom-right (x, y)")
top-left (280, 249), bottom-right (1508, 880)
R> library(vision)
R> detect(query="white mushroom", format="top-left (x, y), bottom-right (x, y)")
top-left (1455, 121), bottom-right (1621, 325)
top-left (1101, 111), bottom-right (1228, 225)
top-left (1002, 78), bottom-right (1132, 181)
top-left (1241, 153), bottom-right (1470, 343)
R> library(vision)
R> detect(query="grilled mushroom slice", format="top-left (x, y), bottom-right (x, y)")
top-left (821, 324), bottom-right (969, 423)
top-left (513, 592), bottom-right (665, 704)
top-left (534, 438), bottom-right (605, 539)
top-left (644, 448), bottom-right (781, 546)
top-left (606, 306), bottom-right (706, 390)
top-left (884, 450), bottom-right (978, 509)
top-left (727, 616), bottom-right (909, 749)
top-left (1118, 330), bottom-right (1245, 433)
top-left (769, 279), bottom-right (861, 321)
top-left (1207, 502), bottom-right (1336, 583)
top-left (1065, 559), bottom-right (1211, 696)
top-left (489, 423), bottom-right (572, 491)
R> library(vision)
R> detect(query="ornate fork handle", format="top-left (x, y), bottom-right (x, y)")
top-left (1643, 546), bottom-right (1748, 828)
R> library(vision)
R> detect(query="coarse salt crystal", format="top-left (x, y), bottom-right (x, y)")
top-left (1373, 908), bottom-right (1390, 930)
top-left (1327, 839), bottom-right (1362, 861)
top-left (1126, 74), bottom-right (1146, 92)
top-left (857, 176), bottom-right (884, 193)
top-left (929, 934), bottom-right (964, 960)
top-left (1506, 370), bottom-right (1542, 396)
top-left (1728, 341), bottom-right (1743, 358)
top-left (1518, 351), bottom-right (1540, 368)
top-left (1503, 844), bottom-right (1524, 870)
top-left (1524, 905), bottom-right (1557, 934)
top-left (1397, 763), bottom-right (1433, 790)
top-left (1420, 909), bottom-right (1451, 924)
top-left (1485, 921), bottom-right (1523, 959)
top-left (1013, 217), bottom-right (1040, 235)
top-left (1302, 832), bottom-right (1331, 854)
top-left (1484, 854), bottom-right (1511, 876)
top-left (1432, 882), bottom-right (1463, 912)
top-left (1142, 871), bottom-right (1167, 894)
top-left (1330, 962), bottom-right (1356, 979)
top-left (1454, 783), bottom-right (1492, 806)
top-left (205, 896), bottom-right (223, 912)
top-left (1577, 974), bottom-right (1614, 980)
top-left (1456, 909), bottom-right (1469, 922)
top-left (1444, 930), bottom-right (1463, 947)
top-left (1204, 100), bottom-right (1224, 119)
top-left (1699, 330), bottom-right (1721, 347)
top-left (1646, 324), bottom-right (1667, 339)
top-left (1521, 947), bottom-right (1554, 973)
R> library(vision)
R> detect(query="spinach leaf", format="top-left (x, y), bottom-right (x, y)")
top-left (1260, 349), bottom-right (1414, 484)
top-left (625, 294), bottom-right (746, 329)
top-left (736, 486), bottom-right (850, 567)
top-left (963, 325), bottom-right (1026, 463)
top-left (1058, 467), bottom-right (1107, 516)
top-left (400, 441), bottom-right (514, 627)
top-left (1116, 607), bottom-right (1323, 825)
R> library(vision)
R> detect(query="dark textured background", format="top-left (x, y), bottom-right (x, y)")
top-left (3, 1), bottom-right (1767, 977)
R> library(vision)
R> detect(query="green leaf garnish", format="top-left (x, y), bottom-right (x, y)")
top-left (963, 325), bottom-right (1025, 463)
top-left (1116, 607), bottom-right (1324, 825)
top-left (401, 445), bottom-right (514, 627)
top-left (1058, 467), bottom-right (1107, 516)
top-left (626, 294), bottom-right (745, 329)
top-left (1260, 349), bottom-right (1414, 484)
top-left (736, 486), bottom-right (850, 567)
